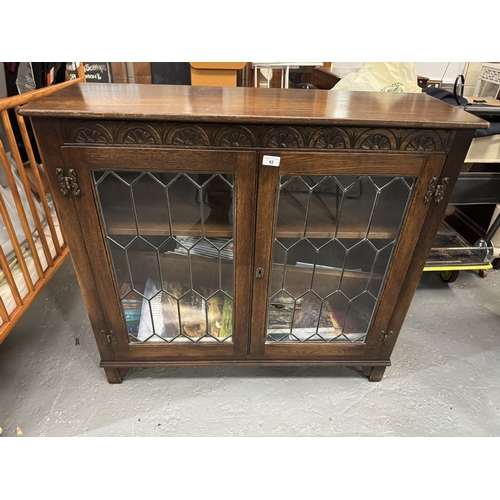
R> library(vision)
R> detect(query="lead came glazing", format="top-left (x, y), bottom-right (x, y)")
top-left (93, 171), bottom-right (235, 344)
top-left (266, 175), bottom-right (415, 343)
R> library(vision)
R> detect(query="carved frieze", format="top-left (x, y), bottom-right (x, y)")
top-left (62, 120), bottom-right (452, 153)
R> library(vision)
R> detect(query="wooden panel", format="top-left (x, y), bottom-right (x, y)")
top-left (72, 146), bottom-right (239, 173)
top-left (19, 83), bottom-right (489, 130)
top-left (30, 117), bottom-right (116, 361)
top-left (276, 151), bottom-right (426, 176)
top-left (382, 129), bottom-right (477, 359)
top-left (102, 357), bottom-right (390, 368)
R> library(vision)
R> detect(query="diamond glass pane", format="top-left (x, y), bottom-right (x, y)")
top-left (266, 175), bottom-right (415, 343)
top-left (93, 171), bottom-right (235, 344)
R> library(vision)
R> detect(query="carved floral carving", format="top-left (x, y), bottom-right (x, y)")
top-left (75, 127), bottom-right (109, 144)
top-left (116, 123), bottom-right (162, 144)
top-left (354, 129), bottom-right (397, 150)
top-left (263, 127), bottom-right (304, 148)
top-left (408, 136), bottom-right (435, 151)
top-left (62, 120), bottom-right (451, 153)
top-left (214, 126), bottom-right (257, 147)
top-left (309, 128), bottom-right (351, 149)
top-left (124, 129), bottom-right (157, 144)
top-left (166, 125), bottom-right (209, 146)
top-left (361, 134), bottom-right (392, 150)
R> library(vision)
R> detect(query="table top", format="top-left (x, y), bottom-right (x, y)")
top-left (20, 83), bottom-right (489, 129)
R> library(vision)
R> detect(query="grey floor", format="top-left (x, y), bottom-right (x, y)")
top-left (0, 257), bottom-right (499, 437)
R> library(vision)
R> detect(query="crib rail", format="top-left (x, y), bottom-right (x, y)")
top-left (0, 63), bottom-right (85, 342)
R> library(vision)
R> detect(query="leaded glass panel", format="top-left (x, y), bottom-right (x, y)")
top-left (93, 171), bottom-right (234, 344)
top-left (267, 174), bottom-right (415, 343)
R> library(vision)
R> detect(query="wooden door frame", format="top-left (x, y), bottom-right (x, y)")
top-left (250, 150), bottom-right (446, 359)
top-left (60, 146), bottom-right (257, 360)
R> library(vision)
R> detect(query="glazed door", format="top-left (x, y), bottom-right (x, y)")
top-left (61, 147), bottom-right (256, 360)
top-left (251, 151), bottom-right (445, 359)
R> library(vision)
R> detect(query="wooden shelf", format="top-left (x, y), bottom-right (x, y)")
top-left (98, 175), bottom-right (234, 238)
top-left (100, 186), bottom-right (407, 240)
top-left (275, 189), bottom-right (407, 240)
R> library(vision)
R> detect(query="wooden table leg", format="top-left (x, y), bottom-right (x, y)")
top-left (104, 367), bottom-right (128, 384)
top-left (361, 366), bottom-right (387, 382)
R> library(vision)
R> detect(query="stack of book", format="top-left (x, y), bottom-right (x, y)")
top-left (171, 237), bottom-right (233, 260)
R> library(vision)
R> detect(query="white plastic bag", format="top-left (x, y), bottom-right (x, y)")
top-left (332, 62), bottom-right (422, 93)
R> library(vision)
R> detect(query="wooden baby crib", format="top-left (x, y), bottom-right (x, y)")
top-left (0, 63), bottom-right (85, 343)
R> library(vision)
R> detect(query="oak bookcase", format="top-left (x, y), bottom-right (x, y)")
top-left (20, 83), bottom-right (486, 383)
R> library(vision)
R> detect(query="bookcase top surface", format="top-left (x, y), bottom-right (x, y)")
top-left (20, 83), bottom-right (488, 129)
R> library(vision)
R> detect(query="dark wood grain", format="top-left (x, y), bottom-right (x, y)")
top-left (101, 359), bottom-right (390, 368)
top-left (363, 155), bottom-right (446, 352)
top-left (20, 83), bottom-right (488, 129)
top-left (367, 366), bottom-right (386, 382)
top-left (233, 153), bottom-right (258, 355)
top-left (27, 83), bottom-right (481, 383)
top-left (382, 129), bottom-right (477, 358)
top-left (30, 117), bottom-right (116, 363)
top-left (250, 160), bottom-right (280, 356)
top-left (275, 151), bottom-right (426, 176)
top-left (60, 145), bottom-right (256, 360)
top-left (59, 120), bottom-right (456, 153)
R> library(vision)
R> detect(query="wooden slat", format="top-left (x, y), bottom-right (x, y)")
top-left (76, 62), bottom-right (86, 81)
top-left (1, 111), bottom-right (47, 278)
top-left (0, 244), bottom-right (21, 309)
top-left (15, 108), bottom-right (60, 258)
top-left (0, 145), bottom-right (35, 291)
top-left (0, 294), bottom-right (9, 323)
top-left (0, 75), bottom-right (84, 112)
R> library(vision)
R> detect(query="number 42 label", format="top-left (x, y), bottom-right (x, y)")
top-left (262, 155), bottom-right (281, 167)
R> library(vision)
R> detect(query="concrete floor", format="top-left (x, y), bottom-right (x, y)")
top-left (0, 256), bottom-right (499, 437)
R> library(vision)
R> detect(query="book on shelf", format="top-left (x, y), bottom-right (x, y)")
top-left (168, 236), bottom-right (233, 261)
top-left (124, 277), bottom-right (233, 340)
top-left (161, 283), bottom-right (233, 339)
top-left (120, 283), bottom-right (143, 334)
top-left (137, 278), bottom-right (165, 340)
top-left (268, 294), bottom-right (351, 340)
